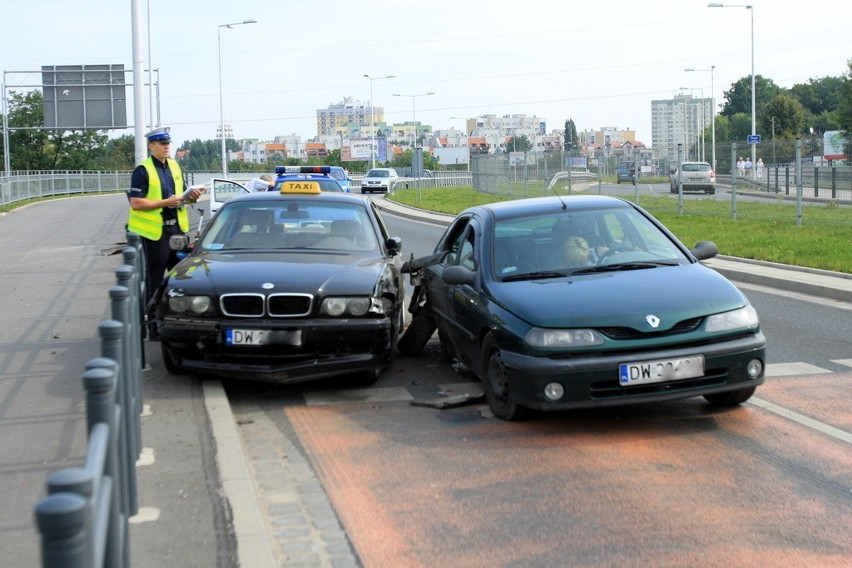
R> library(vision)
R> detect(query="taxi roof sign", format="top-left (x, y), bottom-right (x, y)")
top-left (280, 180), bottom-right (322, 195)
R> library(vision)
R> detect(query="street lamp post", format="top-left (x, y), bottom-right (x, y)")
top-left (218, 19), bottom-right (257, 177)
top-left (685, 66), bottom-right (716, 170)
top-left (364, 74), bottom-right (395, 169)
top-left (680, 87), bottom-right (705, 162)
top-left (708, 3), bottom-right (755, 169)
top-left (393, 92), bottom-right (435, 149)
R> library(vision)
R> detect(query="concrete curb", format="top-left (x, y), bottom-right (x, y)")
top-left (203, 381), bottom-right (277, 568)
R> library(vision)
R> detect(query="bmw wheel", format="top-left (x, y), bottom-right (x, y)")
top-left (480, 334), bottom-right (527, 420)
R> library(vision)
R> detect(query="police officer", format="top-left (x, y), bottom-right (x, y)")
top-left (128, 127), bottom-right (202, 308)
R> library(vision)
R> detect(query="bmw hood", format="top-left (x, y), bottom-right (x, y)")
top-left (489, 263), bottom-right (749, 331)
top-left (166, 251), bottom-right (389, 296)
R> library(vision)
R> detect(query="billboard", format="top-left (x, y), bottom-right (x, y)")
top-left (823, 130), bottom-right (847, 161)
top-left (341, 137), bottom-right (387, 162)
top-left (42, 64), bottom-right (127, 129)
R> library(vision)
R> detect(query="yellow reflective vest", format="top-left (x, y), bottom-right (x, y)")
top-left (127, 157), bottom-right (189, 240)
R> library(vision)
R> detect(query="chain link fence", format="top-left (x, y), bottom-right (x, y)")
top-left (471, 151), bottom-right (597, 198)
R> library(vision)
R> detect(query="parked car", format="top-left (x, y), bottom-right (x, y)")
top-left (397, 195), bottom-right (765, 420)
top-left (151, 180), bottom-right (405, 385)
top-left (361, 168), bottom-right (399, 194)
top-left (671, 162), bottom-right (716, 194)
top-left (273, 165), bottom-right (346, 193)
top-left (616, 161), bottom-right (636, 183)
top-left (205, 166), bottom-right (344, 218)
top-left (327, 166), bottom-right (352, 192)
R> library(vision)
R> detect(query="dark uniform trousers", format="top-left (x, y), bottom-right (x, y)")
top-left (142, 222), bottom-right (183, 305)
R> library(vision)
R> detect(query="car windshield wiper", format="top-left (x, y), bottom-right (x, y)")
top-left (501, 270), bottom-right (569, 282)
top-left (571, 260), bottom-right (678, 274)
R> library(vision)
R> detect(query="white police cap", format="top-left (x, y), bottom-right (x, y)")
top-left (145, 127), bottom-right (171, 141)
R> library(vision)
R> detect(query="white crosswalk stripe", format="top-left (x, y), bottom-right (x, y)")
top-left (764, 362), bottom-right (832, 377)
top-left (831, 359), bottom-right (852, 368)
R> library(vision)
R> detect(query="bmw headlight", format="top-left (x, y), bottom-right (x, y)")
top-left (705, 305), bottom-right (759, 332)
top-left (320, 297), bottom-right (387, 317)
top-left (525, 328), bottom-right (604, 349)
top-left (168, 295), bottom-right (213, 315)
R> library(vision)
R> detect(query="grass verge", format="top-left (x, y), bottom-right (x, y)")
top-left (389, 186), bottom-right (852, 274)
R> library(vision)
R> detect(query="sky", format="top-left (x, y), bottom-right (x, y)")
top-left (2, 0), bottom-right (851, 151)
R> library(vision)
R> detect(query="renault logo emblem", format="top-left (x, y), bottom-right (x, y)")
top-left (646, 315), bottom-right (661, 328)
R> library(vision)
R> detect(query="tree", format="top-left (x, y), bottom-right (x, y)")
top-left (789, 76), bottom-right (844, 117)
top-left (506, 135), bottom-right (532, 152)
top-left (563, 119), bottom-right (578, 151)
top-left (838, 60), bottom-right (852, 137)
top-left (720, 75), bottom-right (782, 120)
top-left (727, 113), bottom-right (753, 142)
top-left (95, 135), bottom-right (136, 170)
top-left (760, 94), bottom-right (805, 139)
top-left (3, 90), bottom-right (109, 170)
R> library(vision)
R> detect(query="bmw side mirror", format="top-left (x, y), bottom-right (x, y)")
top-left (169, 234), bottom-right (191, 252)
top-left (386, 236), bottom-right (402, 256)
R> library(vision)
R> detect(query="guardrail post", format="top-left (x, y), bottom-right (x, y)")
top-left (108, 287), bottom-right (140, 518)
top-left (814, 167), bottom-right (819, 198)
top-left (831, 167), bottom-right (837, 199)
top-left (35, 492), bottom-right (88, 568)
top-left (122, 240), bottom-right (147, 365)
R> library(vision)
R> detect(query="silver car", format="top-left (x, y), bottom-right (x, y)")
top-left (670, 162), bottom-right (716, 194)
top-left (360, 168), bottom-right (399, 194)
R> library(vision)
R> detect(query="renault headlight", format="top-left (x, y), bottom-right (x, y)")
top-left (525, 328), bottom-right (604, 349)
top-left (705, 305), bottom-right (759, 332)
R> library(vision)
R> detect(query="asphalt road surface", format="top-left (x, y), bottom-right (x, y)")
top-left (224, 206), bottom-right (852, 567)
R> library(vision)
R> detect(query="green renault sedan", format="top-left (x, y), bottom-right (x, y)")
top-left (401, 195), bottom-right (765, 420)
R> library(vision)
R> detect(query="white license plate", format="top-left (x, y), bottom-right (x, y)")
top-left (225, 328), bottom-right (301, 346)
top-left (618, 355), bottom-right (705, 386)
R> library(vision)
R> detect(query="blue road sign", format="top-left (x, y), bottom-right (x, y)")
top-left (747, 134), bottom-right (762, 144)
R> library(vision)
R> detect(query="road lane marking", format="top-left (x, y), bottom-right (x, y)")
top-left (764, 362), bottom-right (832, 377)
top-left (832, 359), bottom-right (852, 368)
top-left (748, 397), bottom-right (852, 446)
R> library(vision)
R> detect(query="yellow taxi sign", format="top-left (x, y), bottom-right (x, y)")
top-left (280, 180), bottom-right (321, 195)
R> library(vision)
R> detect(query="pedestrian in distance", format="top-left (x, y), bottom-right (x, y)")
top-left (127, 127), bottom-right (204, 309)
top-left (737, 157), bottom-right (746, 178)
top-left (756, 158), bottom-right (765, 181)
top-left (744, 157), bottom-right (753, 178)
top-left (245, 174), bottom-right (275, 192)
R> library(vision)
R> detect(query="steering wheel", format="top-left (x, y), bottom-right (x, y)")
top-left (596, 244), bottom-right (631, 264)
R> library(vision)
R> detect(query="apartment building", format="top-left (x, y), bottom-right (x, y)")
top-left (651, 94), bottom-right (713, 166)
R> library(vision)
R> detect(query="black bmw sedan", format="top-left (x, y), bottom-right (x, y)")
top-left (152, 181), bottom-right (405, 385)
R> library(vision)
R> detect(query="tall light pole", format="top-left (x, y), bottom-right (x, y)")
top-left (218, 19), bottom-right (257, 176)
top-left (685, 66), bottom-right (716, 170)
top-left (678, 88), bottom-right (691, 160)
top-left (393, 92), bottom-right (435, 149)
top-left (364, 74), bottom-right (395, 169)
top-left (681, 87), bottom-right (705, 162)
top-left (708, 3), bottom-right (755, 169)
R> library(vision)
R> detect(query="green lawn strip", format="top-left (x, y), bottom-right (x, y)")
top-left (389, 186), bottom-right (852, 274)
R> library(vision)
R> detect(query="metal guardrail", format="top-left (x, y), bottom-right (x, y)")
top-left (34, 234), bottom-right (146, 568)
top-left (0, 171), bottom-right (132, 206)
